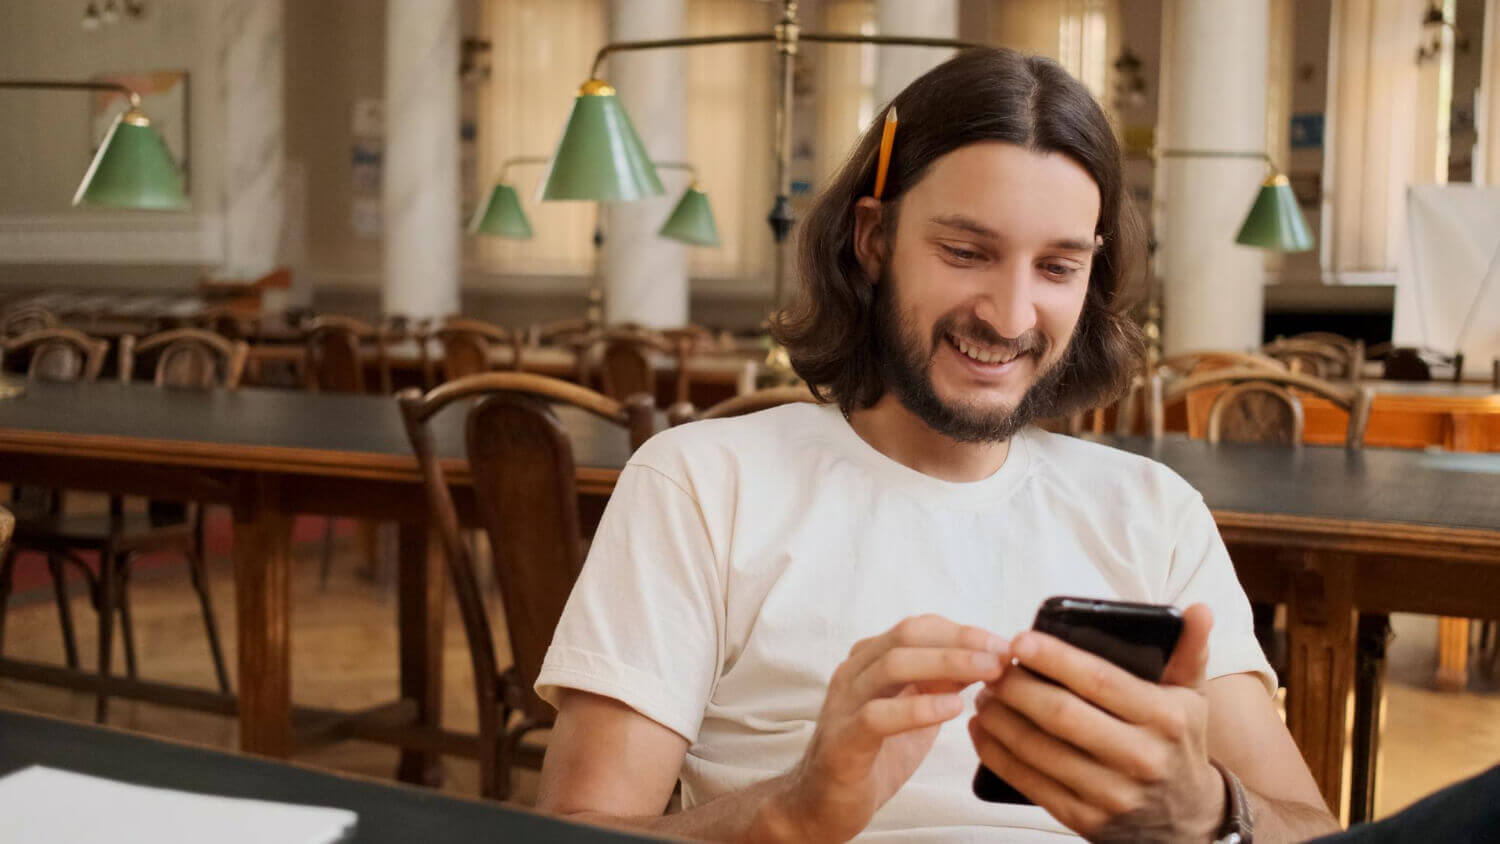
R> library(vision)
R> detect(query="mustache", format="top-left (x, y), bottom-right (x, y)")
top-left (932, 313), bottom-right (1049, 358)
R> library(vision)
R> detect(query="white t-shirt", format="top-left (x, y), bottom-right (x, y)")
top-left (536, 403), bottom-right (1273, 842)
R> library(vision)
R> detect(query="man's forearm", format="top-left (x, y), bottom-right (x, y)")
top-left (561, 774), bottom-right (803, 843)
top-left (1246, 786), bottom-right (1341, 843)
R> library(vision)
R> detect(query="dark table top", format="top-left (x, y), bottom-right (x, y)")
top-left (1091, 435), bottom-right (1500, 534)
top-left (1, 382), bottom-right (1496, 534)
top-left (0, 381), bottom-right (637, 476)
top-left (0, 708), bottom-right (656, 843)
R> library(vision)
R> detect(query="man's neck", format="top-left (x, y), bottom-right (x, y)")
top-left (846, 395), bottom-right (1012, 483)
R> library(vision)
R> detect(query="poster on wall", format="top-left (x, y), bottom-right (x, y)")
top-left (90, 70), bottom-right (190, 188)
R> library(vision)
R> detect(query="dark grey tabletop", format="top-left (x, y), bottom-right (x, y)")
top-left (0, 381), bottom-right (636, 473)
top-left (0, 709), bottom-right (656, 843)
top-left (1089, 435), bottom-right (1500, 533)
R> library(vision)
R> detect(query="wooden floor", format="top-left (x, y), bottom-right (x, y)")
top-left (1, 504), bottom-right (1497, 821)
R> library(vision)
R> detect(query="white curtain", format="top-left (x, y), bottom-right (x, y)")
top-left (683, 0), bottom-right (776, 287)
top-left (476, 0), bottom-right (605, 276)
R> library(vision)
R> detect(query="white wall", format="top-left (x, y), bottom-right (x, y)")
top-left (0, 0), bottom-right (225, 271)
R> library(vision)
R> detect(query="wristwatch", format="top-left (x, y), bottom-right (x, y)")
top-left (1209, 760), bottom-right (1254, 844)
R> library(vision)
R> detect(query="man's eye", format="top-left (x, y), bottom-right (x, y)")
top-left (1042, 262), bottom-right (1080, 280)
top-left (942, 245), bottom-right (981, 263)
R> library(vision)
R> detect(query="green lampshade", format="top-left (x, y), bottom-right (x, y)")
top-left (659, 186), bottom-right (720, 246)
top-left (468, 183), bottom-right (533, 238)
top-left (1235, 174), bottom-right (1313, 252)
top-left (72, 109), bottom-right (188, 210)
top-left (541, 79), bottom-right (663, 201)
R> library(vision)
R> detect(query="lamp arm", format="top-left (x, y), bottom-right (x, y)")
top-left (590, 33), bottom-right (775, 78)
top-left (1157, 148), bottom-right (1286, 172)
top-left (496, 155), bottom-right (550, 183)
top-left (800, 33), bottom-right (987, 50)
top-left (0, 79), bottom-right (141, 108)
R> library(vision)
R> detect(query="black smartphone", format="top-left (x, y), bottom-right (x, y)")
top-left (972, 596), bottom-right (1185, 804)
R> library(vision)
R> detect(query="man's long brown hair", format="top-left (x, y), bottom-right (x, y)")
top-left (773, 47), bottom-right (1145, 418)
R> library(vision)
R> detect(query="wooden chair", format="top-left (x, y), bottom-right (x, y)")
top-left (1, 305), bottom-right (58, 338)
top-left (397, 373), bottom-right (655, 799)
top-left (3, 329), bottom-right (242, 722)
top-left (119, 329), bottom-right (249, 390)
top-left (1262, 337), bottom-right (1361, 381)
top-left (0, 328), bottom-right (108, 383)
top-left (1284, 331), bottom-right (1366, 376)
top-left (1154, 367), bottom-right (1373, 447)
top-left (303, 316), bottom-right (384, 586)
top-left (1156, 350), bottom-right (1287, 376)
top-left (430, 317), bottom-right (522, 384)
top-left (0, 506), bottom-right (11, 556)
top-left (668, 384), bottom-right (819, 426)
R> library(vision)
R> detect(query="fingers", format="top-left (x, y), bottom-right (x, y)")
top-left (985, 670), bottom-right (1164, 779)
top-left (848, 646), bottom-right (1005, 702)
top-left (968, 718), bottom-right (1108, 835)
top-left (843, 615), bottom-right (1008, 681)
top-left (845, 687), bottom-right (965, 745)
top-left (1160, 603), bottom-right (1213, 689)
top-left (973, 692), bottom-right (1145, 817)
top-left (1009, 631), bottom-right (1163, 725)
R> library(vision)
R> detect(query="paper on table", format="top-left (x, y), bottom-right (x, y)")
top-left (0, 765), bottom-right (358, 844)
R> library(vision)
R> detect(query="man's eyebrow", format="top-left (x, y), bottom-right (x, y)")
top-left (1047, 238), bottom-right (1099, 252)
top-left (927, 214), bottom-right (1000, 239)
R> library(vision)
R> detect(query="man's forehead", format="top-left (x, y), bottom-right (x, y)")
top-left (902, 142), bottom-right (1102, 240)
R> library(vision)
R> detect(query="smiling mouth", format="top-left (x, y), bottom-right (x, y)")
top-left (947, 333), bottom-right (1029, 366)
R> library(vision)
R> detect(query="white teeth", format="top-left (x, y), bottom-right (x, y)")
top-left (953, 335), bottom-right (1018, 366)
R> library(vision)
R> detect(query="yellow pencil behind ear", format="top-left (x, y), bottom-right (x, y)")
top-left (873, 106), bottom-right (898, 200)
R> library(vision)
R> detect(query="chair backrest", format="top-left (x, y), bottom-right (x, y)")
top-left (431, 317), bottom-right (517, 383)
top-left (398, 373), bottom-right (655, 727)
top-left (119, 329), bottom-right (250, 389)
top-left (195, 307), bottom-right (257, 341)
top-left (1, 305), bottom-right (58, 338)
top-left (1157, 350), bottom-right (1287, 377)
top-left (0, 328), bottom-right (108, 383)
top-left (1262, 337), bottom-right (1359, 380)
top-left (303, 316), bottom-right (373, 395)
top-left (599, 334), bottom-right (659, 402)
top-left (669, 383), bottom-right (819, 426)
top-left (1155, 367), bottom-right (1373, 447)
top-left (0, 504), bottom-right (12, 553)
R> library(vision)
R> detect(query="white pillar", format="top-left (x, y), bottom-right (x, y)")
top-left (1157, 0), bottom-right (1269, 354)
top-left (383, 0), bottom-right (461, 320)
top-left (220, 0), bottom-right (285, 302)
top-left (1481, 0), bottom-right (1500, 184)
top-left (601, 0), bottom-right (688, 329)
top-left (874, 0), bottom-right (960, 106)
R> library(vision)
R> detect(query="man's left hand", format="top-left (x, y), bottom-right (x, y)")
top-left (968, 602), bottom-right (1227, 843)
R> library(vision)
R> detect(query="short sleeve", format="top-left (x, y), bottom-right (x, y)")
top-left (535, 462), bottom-right (725, 743)
top-left (1162, 493), bottom-right (1277, 695)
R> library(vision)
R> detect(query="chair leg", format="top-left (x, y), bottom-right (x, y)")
top-left (319, 517), bottom-right (337, 589)
top-left (46, 554), bottom-right (80, 669)
top-left (116, 558), bottom-right (138, 681)
top-left (187, 547), bottom-right (232, 694)
top-left (95, 546), bottom-right (119, 724)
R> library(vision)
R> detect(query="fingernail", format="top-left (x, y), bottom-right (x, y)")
top-left (1013, 634), bottom-right (1037, 660)
top-left (972, 652), bottom-right (1000, 670)
top-left (987, 634), bottom-right (1009, 653)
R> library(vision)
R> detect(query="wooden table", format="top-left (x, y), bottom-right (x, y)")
top-left (1091, 435), bottom-right (1500, 820)
top-left (0, 707), bottom-right (655, 843)
top-left (2, 384), bottom-right (1495, 820)
top-left (0, 382), bottom-right (632, 785)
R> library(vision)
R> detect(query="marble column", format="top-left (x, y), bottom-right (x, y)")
top-left (601, 0), bottom-right (688, 328)
top-left (874, 0), bottom-right (959, 106)
top-left (219, 0), bottom-right (286, 304)
top-left (383, 0), bottom-right (461, 320)
top-left (1156, 0), bottom-right (1269, 354)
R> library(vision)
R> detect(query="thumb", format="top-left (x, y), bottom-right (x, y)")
top-left (1161, 603), bottom-right (1213, 688)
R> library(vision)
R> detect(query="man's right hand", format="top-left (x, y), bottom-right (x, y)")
top-left (753, 614), bottom-right (1010, 842)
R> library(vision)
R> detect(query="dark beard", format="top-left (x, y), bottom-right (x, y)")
top-left (871, 268), bottom-right (1069, 443)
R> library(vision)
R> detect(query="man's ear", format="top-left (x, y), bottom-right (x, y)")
top-left (852, 197), bottom-right (888, 283)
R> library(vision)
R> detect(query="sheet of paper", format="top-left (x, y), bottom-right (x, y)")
top-left (0, 765), bottom-right (357, 844)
